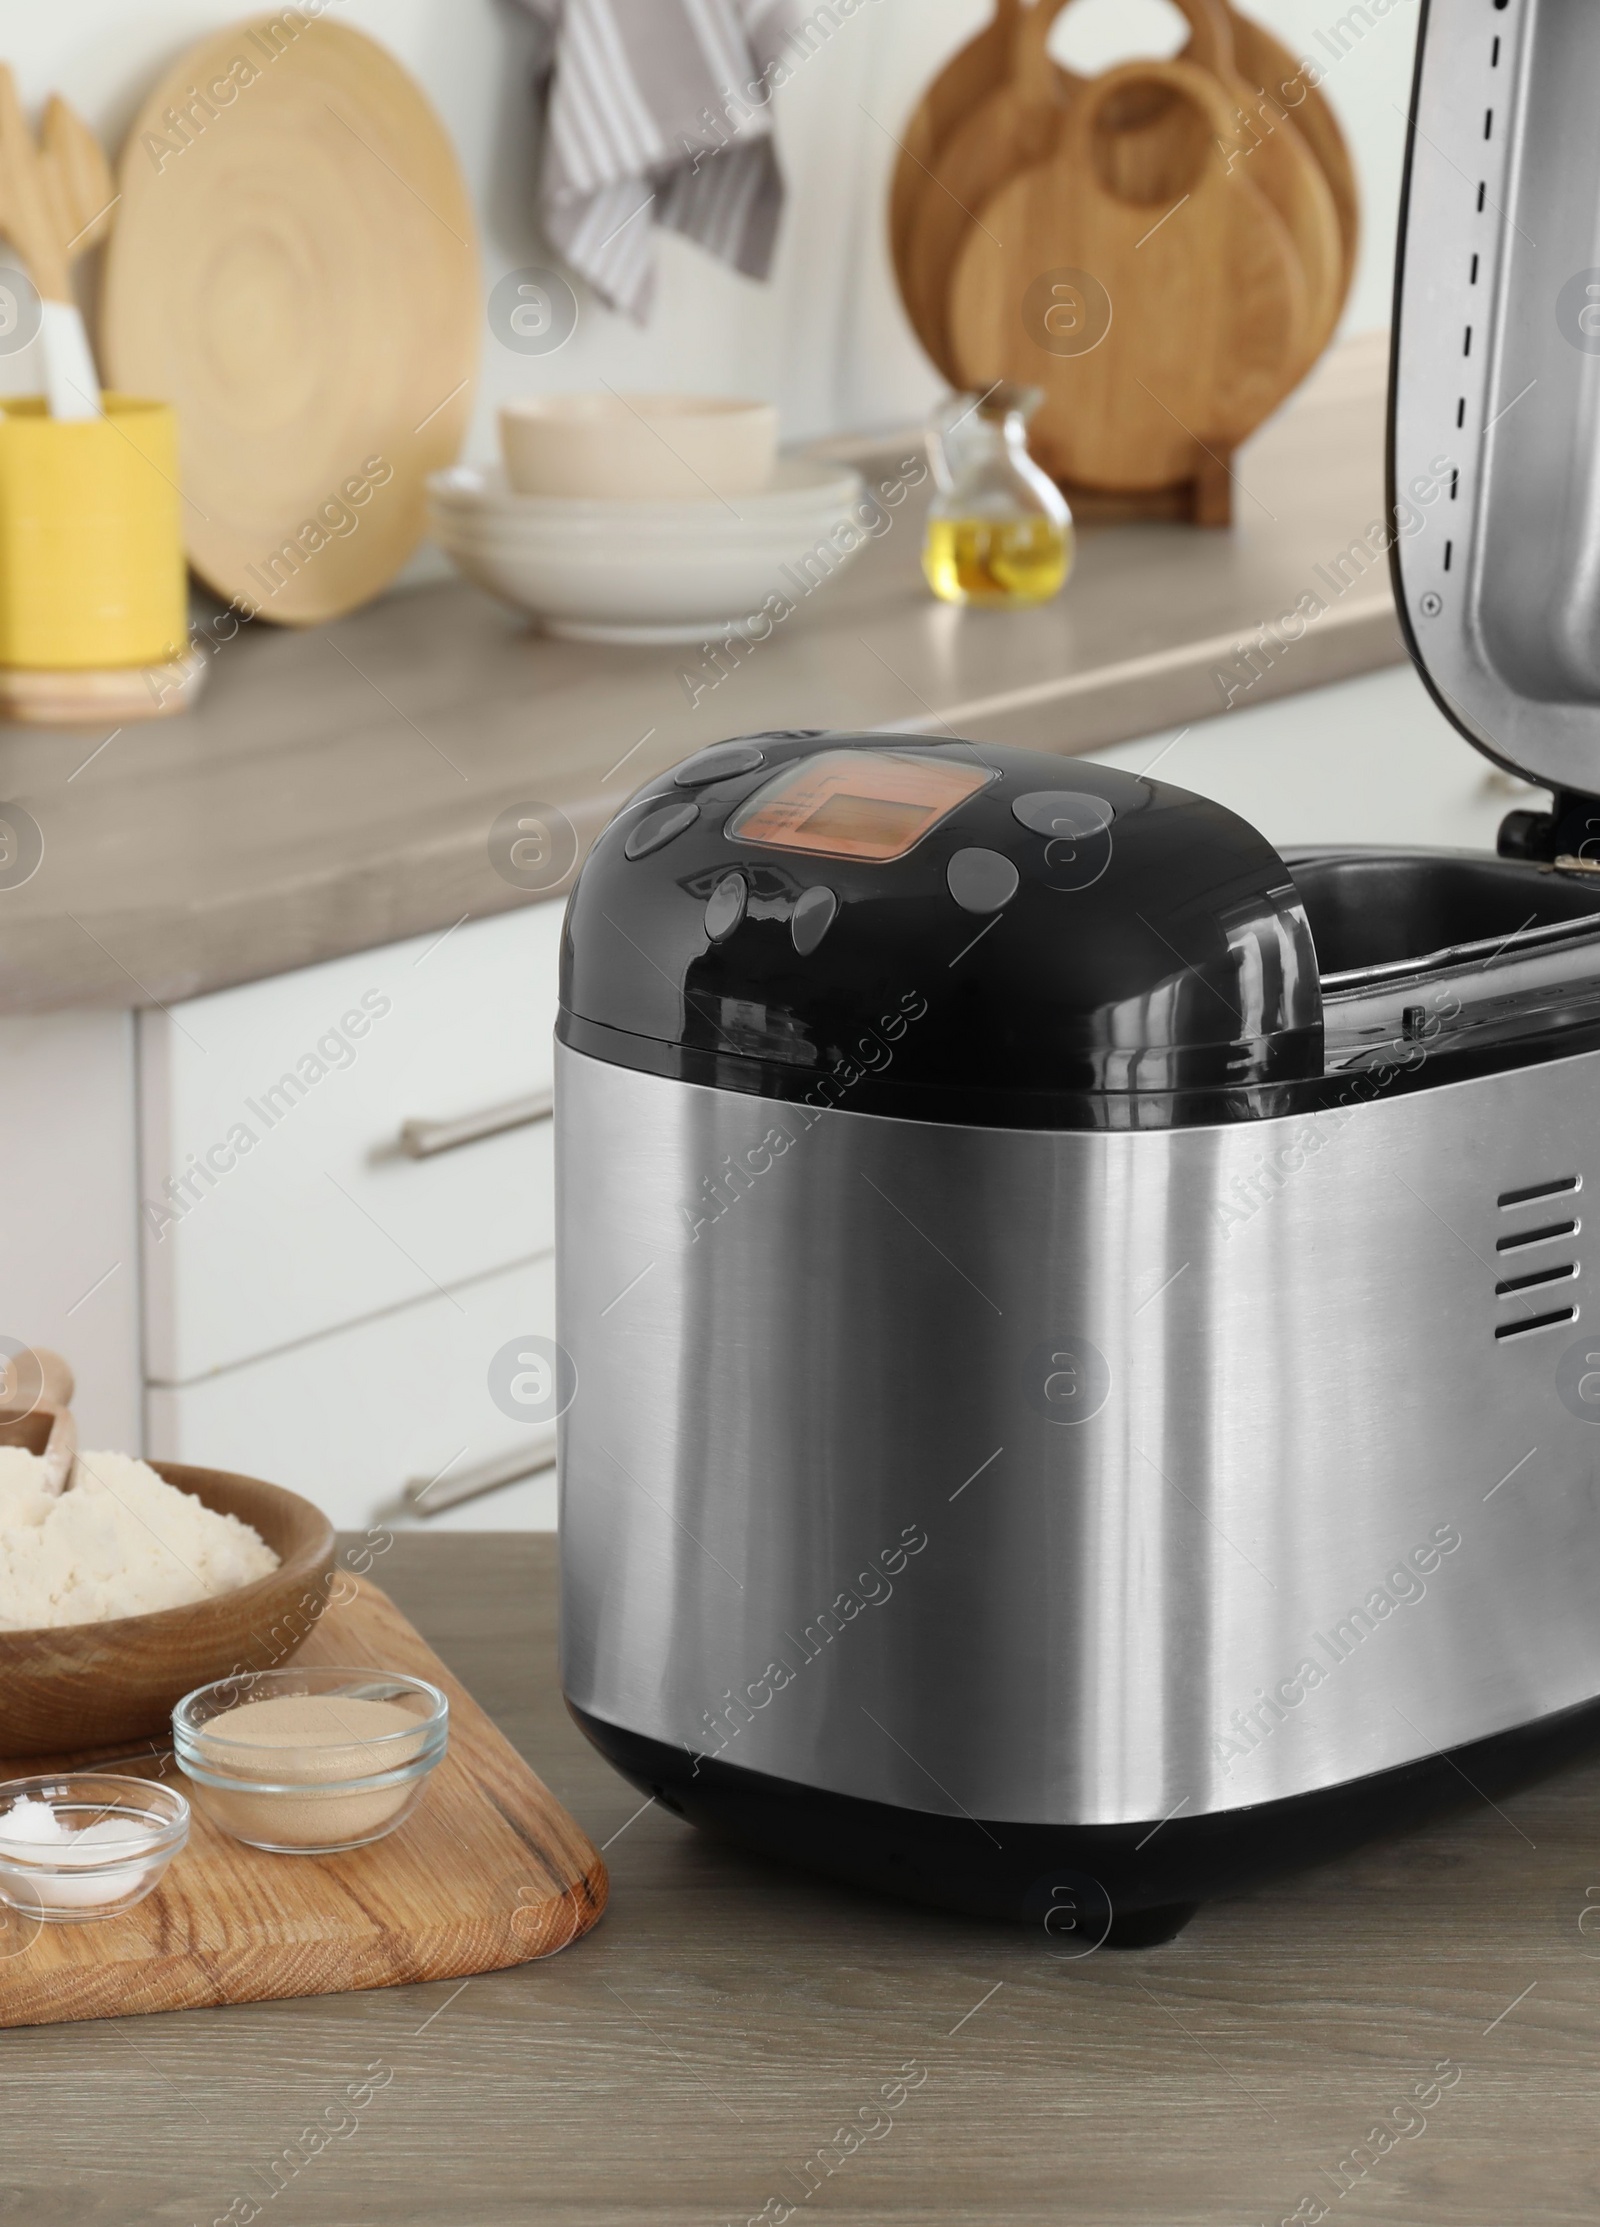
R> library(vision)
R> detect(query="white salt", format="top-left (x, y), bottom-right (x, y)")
top-left (0, 1794), bottom-right (164, 1909)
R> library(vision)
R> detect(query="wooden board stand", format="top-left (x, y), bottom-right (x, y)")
top-left (1059, 457), bottom-right (1235, 528)
top-left (0, 1576), bottom-right (607, 2030)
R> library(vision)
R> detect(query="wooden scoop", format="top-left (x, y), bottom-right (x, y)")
top-left (0, 1344), bottom-right (73, 1419)
top-left (0, 1347), bottom-right (78, 1494)
top-left (38, 1405), bottom-right (77, 1495)
top-left (0, 70), bottom-right (115, 418)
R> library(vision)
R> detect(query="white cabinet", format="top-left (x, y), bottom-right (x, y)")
top-left (135, 898), bottom-right (567, 1530)
top-left (147, 1253), bottom-right (558, 1531)
top-left (139, 903), bottom-right (562, 1383)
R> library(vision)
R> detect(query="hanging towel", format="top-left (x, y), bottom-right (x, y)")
top-left (514, 0), bottom-right (802, 322)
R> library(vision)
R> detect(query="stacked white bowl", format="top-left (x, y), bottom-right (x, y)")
top-left (428, 394), bottom-right (870, 645)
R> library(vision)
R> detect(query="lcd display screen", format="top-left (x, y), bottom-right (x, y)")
top-left (727, 751), bottom-right (992, 861)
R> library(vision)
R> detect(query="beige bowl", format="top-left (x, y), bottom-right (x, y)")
top-left (499, 393), bottom-right (778, 501)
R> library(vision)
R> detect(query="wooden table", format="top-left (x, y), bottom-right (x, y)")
top-left (9, 1533), bottom-right (1598, 2226)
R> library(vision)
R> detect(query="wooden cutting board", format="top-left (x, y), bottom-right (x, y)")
top-left (0, 1575), bottom-right (606, 2030)
top-left (949, 57), bottom-right (1306, 496)
top-left (101, 16), bottom-right (479, 625)
top-left (900, 0), bottom-right (1081, 385)
top-left (891, 0), bottom-right (1354, 428)
top-left (888, 0), bottom-right (1020, 307)
top-left (1226, 12), bottom-right (1359, 296)
top-left (903, 0), bottom-right (1241, 385)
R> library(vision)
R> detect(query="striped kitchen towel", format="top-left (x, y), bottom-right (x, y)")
top-left (514, 0), bottom-right (804, 321)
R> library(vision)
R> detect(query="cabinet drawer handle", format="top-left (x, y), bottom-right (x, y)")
top-left (404, 1429), bottom-right (558, 1516)
top-left (398, 1088), bottom-right (553, 1160)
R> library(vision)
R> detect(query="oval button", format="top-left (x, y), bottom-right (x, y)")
top-left (791, 884), bottom-right (837, 955)
top-left (623, 800), bottom-right (699, 860)
top-left (704, 872), bottom-right (748, 942)
top-left (673, 742), bottom-right (767, 787)
top-left (1011, 791), bottom-right (1116, 839)
top-left (946, 847), bottom-right (1021, 915)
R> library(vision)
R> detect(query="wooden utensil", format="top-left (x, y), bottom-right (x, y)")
top-left (0, 1459), bottom-right (335, 1756)
top-left (949, 58), bottom-right (1306, 502)
top-left (0, 73), bottom-right (114, 419)
top-left (102, 16), bottom-right (479, 626)
top-left (38, 1409), bottom-right (76, 1497)
top-left (0, 1573), bottom-right (606, 2028)
top-left (0, 1345), bottom-right (73, 1419)
top-left (0, 1347), bottom-right (76, 1495)
top-left (0, 1408), bottom-right (76, 1495)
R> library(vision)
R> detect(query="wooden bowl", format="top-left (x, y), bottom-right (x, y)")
top-left (0, 1441), bottom-right (336, 1761)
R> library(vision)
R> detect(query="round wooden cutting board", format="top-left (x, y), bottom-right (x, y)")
top-left (949, 58), bottom-right (1307, 492)
top-left (101, 17), bottom-right (479, 625)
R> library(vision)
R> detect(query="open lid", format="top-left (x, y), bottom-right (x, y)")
top-left (1391, 0), bottom-right (1600, 857)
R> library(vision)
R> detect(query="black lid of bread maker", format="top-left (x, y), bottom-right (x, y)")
top-left (559, 733), bottom-right (1321, 1130)
top-left (1392, 0), bottom-right (1600, 860)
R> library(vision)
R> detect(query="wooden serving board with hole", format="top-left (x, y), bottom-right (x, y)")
top-left (0, 1576), bottom-right (606, 2029)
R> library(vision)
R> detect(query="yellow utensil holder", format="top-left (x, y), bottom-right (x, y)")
top-left (0, 396), bottom-right (186, 669)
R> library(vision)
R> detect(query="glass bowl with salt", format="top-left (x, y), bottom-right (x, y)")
top-left (173, 1668), bottom-right (448, 1855)
top-left (0, 1773), bottom-right (190, 1921)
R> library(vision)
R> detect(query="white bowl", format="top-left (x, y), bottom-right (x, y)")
top-left (429, 457), bottom-right (860, 528)
top-left (428, 462), bottom-right (871, 643)
top-left (499, 392), bottom-right (777, 501)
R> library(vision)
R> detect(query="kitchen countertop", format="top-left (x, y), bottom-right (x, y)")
top-left (0, 336), bottom-right (1401, 1017)
top-left (10, 1533), bottom-right (1600, 2227)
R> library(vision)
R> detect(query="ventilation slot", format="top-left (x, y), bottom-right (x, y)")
top-left (1500, 1176), bottom-right (1580, 1207)
top-left (1496, 1307), bottom-right (1576, 1341)
top-left (1497, 1264), bottom-right (1577, 1297)
top-left (1497, 1176), bottom-right (1581, 1339)
top-left (1497, 1219), bottom-right (1578, 1251)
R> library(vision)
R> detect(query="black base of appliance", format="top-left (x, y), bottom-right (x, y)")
top-left (571, 1695), bottom-right (1600, 1947)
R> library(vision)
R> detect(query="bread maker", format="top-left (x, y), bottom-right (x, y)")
top-left (557, 0), bottom-right (1600, 1945)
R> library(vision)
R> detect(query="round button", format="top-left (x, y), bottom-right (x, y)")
top-left (704, 872), bottom-right (748, 942)
top-left (946, 847), bottom-right (1020, 915)
top-left (791, 884), bottom-right (838, 955)
top-left (673, 742), bottom-right (767, 787)
top-left (623, 800), bottom-right (699, 860)
top-left (1011, 791), bottom-right (1116, 839)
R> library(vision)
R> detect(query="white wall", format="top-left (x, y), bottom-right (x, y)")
top-left (0, 0), bottom-right (1420, 448)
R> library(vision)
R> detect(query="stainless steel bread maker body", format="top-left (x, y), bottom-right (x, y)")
top-left (557, 4), bottom-right (1600, 1943)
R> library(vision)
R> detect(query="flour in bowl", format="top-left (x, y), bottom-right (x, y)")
top-left (0, 1449), bottom-right (279, 1630)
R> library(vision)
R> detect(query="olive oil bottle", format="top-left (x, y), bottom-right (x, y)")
top-left (922, 385), bottom-right (1073, 609)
